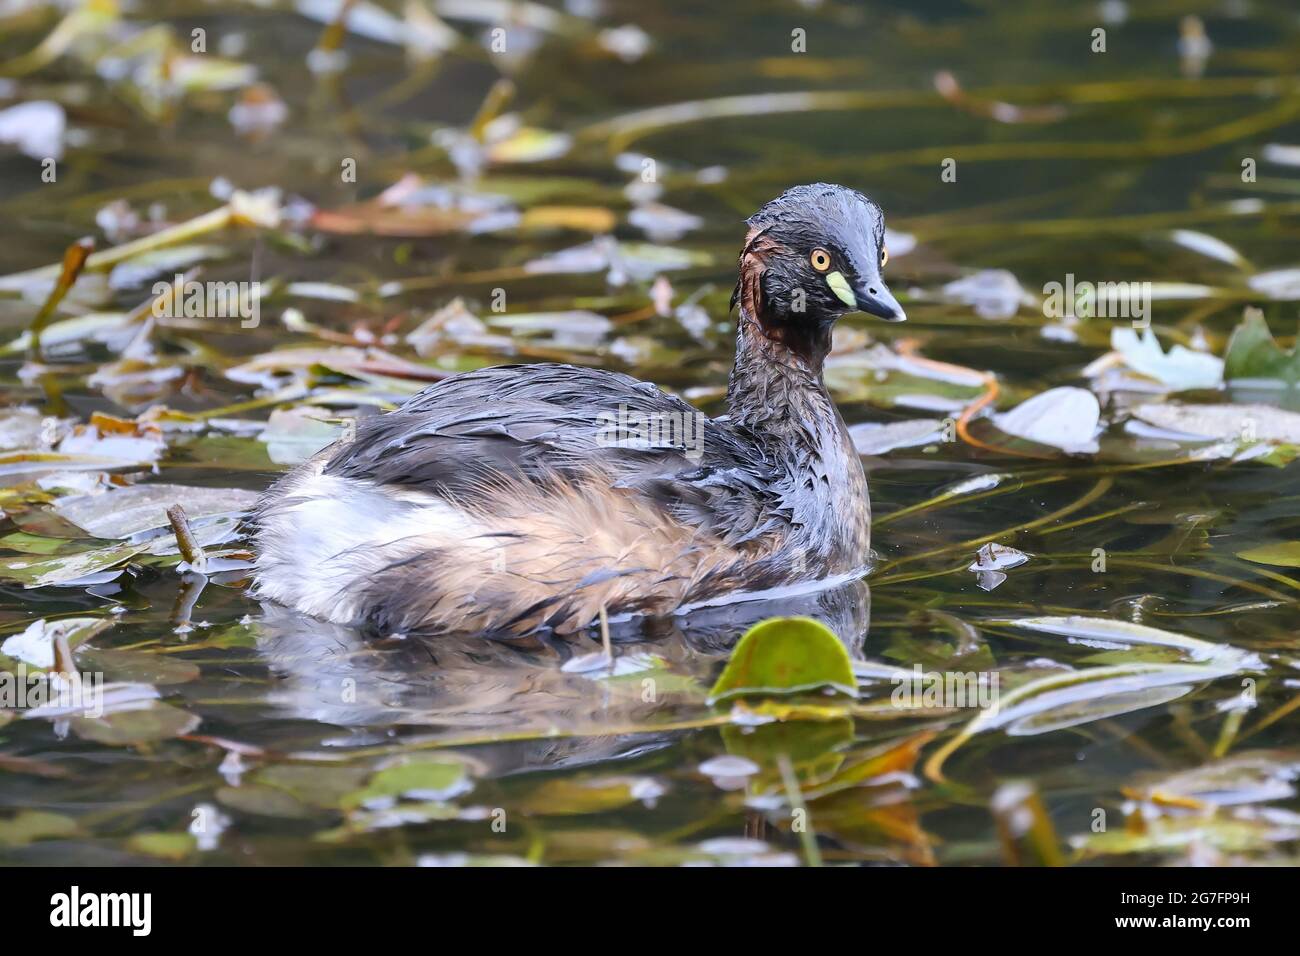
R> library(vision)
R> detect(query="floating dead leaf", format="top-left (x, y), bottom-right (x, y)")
top-left (260, 407), bottom-right (347, 465)
top-left (0, 542), bottom-right (143, 588)
top-left (488, 310), bottom-right (611, 348)
top-left (318, 800), bottom-right (464, 839)
top-left (406, 298), bottom-right (512, 355)
top-left (482, 121), bottom-right (572, 165)
top-left (628, 202), bottom-right (704, 242)
top-left (107, 243), bottom-right (227, 291)
top-left (313, 199), bottom-right (486, 237)
top-left (941, 270), bottom-right (1034, 320)
top-left (1, 312), bottom-right (135, 357)
top-left (1124, 751), bottom-right (1300, 808)
top-left (970, 542), bottom-right (1030, 573)
top-left (1, 617), bottom-right (111, 668)
top-left (1165, 229), bottom-right (1249, 269)
top-left (925, 617), bottom-right (1260, 781)
top-left (54, 413), bottom-right (165, 469)
top-left (25, 681), bottom-right (158, 721)
top-left (1073, 816), bottom-right (1290, 860)
top-left (311, 173), bottom-right (519, 236)
top-left (849, 418), bottom-right (949, 455)
top-left (217, 785), bottom-right (314, 819)
top-left (992, 615), bottom-right (1254, 664)
top-left (523, 237), bottom-right (709, 284)
top-left (1109, 328), bottom-right (1223, 391)
top-left (825, 341), bottom-right (986, 411)
top-left (1248, 267), bottom-right (1300, 301)
top-left (254, 764), bottom-right (371, 809)
top-left (0, 101), bottom-right (65, 161)
top-left (0, 407), bottom-right (61, 452)
top-left (226, 346), bottom-right (445, 388)
top-left (0, 532), bottom-right (91, 556)
top-left (518, 205), bottom-right (617, 233)
top-left (992, 387), bottom-right (1100, 453)
top-left (54, 483), bottom-right (259, 540)
top-left (1131, 402), bottom-right (1300, 444)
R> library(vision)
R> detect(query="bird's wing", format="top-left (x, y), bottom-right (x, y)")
top-left (323, 363), bottom-right (787, 544)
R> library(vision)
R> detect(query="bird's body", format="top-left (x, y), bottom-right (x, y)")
top-left (252, 183), bottom-right (904, 639)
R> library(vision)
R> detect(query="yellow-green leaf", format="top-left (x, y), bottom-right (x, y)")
top-left (708, 616), bottom-right (856, 704)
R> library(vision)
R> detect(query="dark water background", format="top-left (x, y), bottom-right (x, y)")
top-left (1, 0), bottom-right (1298, 865)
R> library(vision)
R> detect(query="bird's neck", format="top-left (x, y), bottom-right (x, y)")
top-left (726, 305), bottom-right (871, 570)
top-left (726, 306), bottom-right (837, 434)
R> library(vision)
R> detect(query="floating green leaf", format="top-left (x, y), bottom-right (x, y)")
top-left (1236, 542), bottom-right (1300, 567)
top-left (127, 831), bottom-right (197, 860)
top-left (342, 759), bottom-right (472, 810)
top-left (0, 810), bottom-right (79, 846)
top-left (216, 785), bottom-right (314, 819)
top-left (708, 616), bottom-right (857, 704)
top-left (1224, 309), bottom-right (1300, 388)
top-left (70, 702), bottom-right (200, 746)
top-left (514, 776), bottom-right (648, 816)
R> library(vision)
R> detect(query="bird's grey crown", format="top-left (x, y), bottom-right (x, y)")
top-left (746, 182), bottom-right (885, 249)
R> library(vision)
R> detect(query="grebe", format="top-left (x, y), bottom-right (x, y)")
top-left (252, 183), bottom-right (904, 639)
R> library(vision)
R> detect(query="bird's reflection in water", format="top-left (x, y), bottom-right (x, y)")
top-left (254, 578), bottom-right (870, 775)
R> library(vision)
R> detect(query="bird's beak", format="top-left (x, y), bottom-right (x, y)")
top-left (852, 274), bottom-right (907, 322)
top-left (825, 268), bottom-right (907, 322)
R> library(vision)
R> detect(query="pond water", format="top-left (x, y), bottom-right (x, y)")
top-left (1, 0), bottom-right (1299, 866)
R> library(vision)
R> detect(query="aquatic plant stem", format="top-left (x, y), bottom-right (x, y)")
top-left (991, 782), bottom-right (1063, 867)
top-left (1237, 691), bottom-right (1300, 745)
top-left (0, 201), bottom-right (270, 293)
top-left (877, 476), bottom-right (1113, 574)
top-left (777, 754), bottom-right (822, 868)
top-left (598, 605), bottom-right (612, 666)
top-left (1212, 708), bottom-right (1246, 758)
top-left (894, 340), bottom-right (1041, 459)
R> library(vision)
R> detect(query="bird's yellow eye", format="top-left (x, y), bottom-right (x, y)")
top-left (810, 248), bottom-right (832, 272)
top-left (880, 246), bottom-right (889, 268)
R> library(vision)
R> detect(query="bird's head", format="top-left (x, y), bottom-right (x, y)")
top-left (732, 183), bottom-right (904, 363)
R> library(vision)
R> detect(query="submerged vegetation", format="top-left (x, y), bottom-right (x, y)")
top-left (1, 0), bottom-right (1299, 866)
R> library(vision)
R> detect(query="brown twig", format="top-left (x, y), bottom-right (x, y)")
top-left (166, 504), bottom-right (207, 571)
